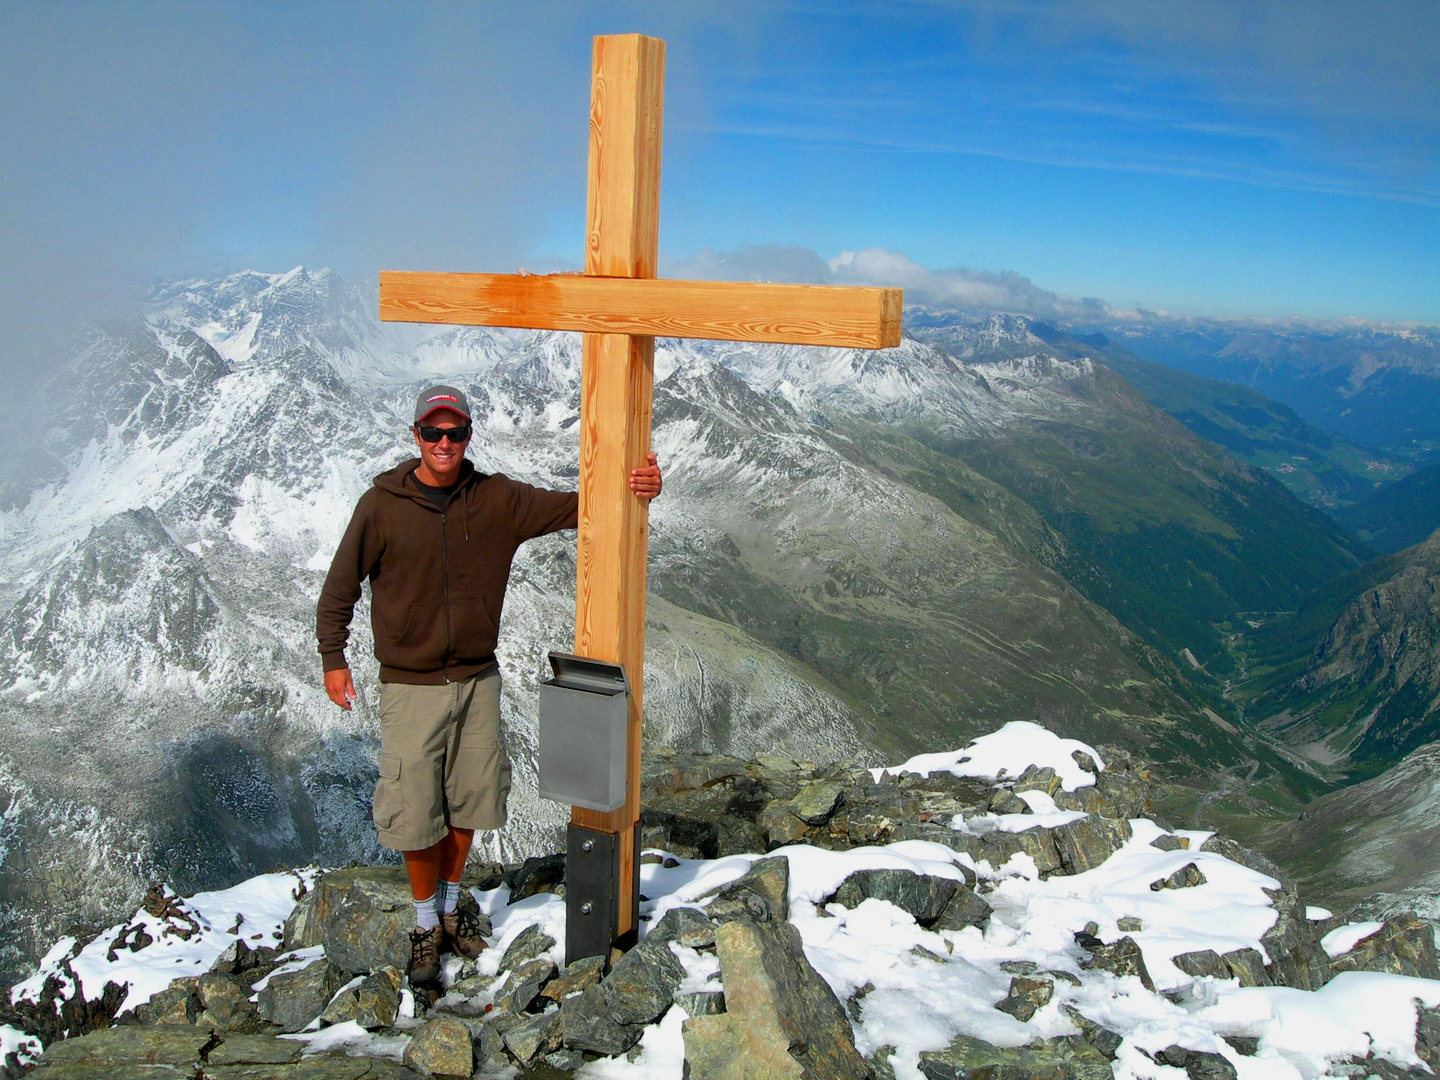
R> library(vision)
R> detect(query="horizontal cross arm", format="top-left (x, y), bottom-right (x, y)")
top-left (379, 271), bottom-right (902, 349)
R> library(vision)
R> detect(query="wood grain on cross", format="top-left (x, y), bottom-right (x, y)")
top-left (379, 33), bottom-right (900, 943)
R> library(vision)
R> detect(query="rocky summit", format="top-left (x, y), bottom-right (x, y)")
top-left (5, 725), bottom-right (1439, 1079)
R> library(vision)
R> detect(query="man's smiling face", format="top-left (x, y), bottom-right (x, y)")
top-left (412, 407), bottom-right (471, 485)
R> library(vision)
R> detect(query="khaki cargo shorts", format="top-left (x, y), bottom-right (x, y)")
top-left (372, 669), bottom-right (511, 851)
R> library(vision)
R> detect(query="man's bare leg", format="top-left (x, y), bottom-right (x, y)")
top-left (438, 826), bottom-right (474, 884)
top-left (402, 844), bottom-right (442, 904)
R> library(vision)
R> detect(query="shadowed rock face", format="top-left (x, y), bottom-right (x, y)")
top-left (1265, 740), bottom-right (1440, 917)
top-left (1245, 529), bottom-right (1440, 781)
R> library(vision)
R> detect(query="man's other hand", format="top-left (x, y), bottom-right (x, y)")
top-left (629, 453), bottom-right (662, 500)
top-left (325, 667), bottom-right (357, 710)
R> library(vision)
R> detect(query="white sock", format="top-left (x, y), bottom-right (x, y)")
top-left (439, 879), bottom-right (461, 916)
top-left (413, 892), bottom-right (439, 931)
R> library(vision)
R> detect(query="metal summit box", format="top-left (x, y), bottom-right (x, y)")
top-left (537, 652), bottom-right (629, 813)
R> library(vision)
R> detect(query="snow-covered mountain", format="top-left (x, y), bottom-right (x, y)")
top-left (0, 267), bottom-right (1267, 979)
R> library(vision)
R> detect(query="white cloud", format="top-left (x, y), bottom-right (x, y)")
top-left (664, 244), bottom-right (1112, 320)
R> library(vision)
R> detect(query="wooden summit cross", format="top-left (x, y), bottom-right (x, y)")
top-left (379, 33), bottom-right (900, 955)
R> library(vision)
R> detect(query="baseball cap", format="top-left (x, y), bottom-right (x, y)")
top-left (414, 385), bottom-right (472, 424)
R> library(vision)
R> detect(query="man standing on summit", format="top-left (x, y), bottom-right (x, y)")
top-left (316, 385), bottom-right (662, 985)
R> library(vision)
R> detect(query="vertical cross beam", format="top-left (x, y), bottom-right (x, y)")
top-left (570, 33), bottom-right (664, 945)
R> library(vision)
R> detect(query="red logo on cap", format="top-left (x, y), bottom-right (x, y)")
top-left (428, 394), bottom-right (458, 403)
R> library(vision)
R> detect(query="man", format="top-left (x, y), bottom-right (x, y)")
top-left (317, 384), bottom-right (661, 985)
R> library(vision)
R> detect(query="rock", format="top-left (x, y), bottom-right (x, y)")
top-left (1094, 746), bottom-right (1150, 819)
top-left (1079, 935), bottom-right (1155, 991)
top-left (255, 957), bottom-right (347, 1033)
top-left (205, 1060), bottom-right (412, 1078)
top-left (931, 885), bottom-right (992, 931)
top-left (646, 906), bottom-right (717, 949)
top-left (918, 1033), bottom-right (1114, 1080)
top-left (1150, 834), bottom-right (1191, 852)
top-left (1151, 863), bottom-right (1207, 891)
top-left (545, 1048), bottom-right (587, 1072)
top-left (1013, 828), bottom-right (1064, 876)
top-left (206, 1034), bottom-right (306, 1065)
top-left (403, 1016), bottom-right (474, 1077)
top-left (828, 785), bottom-right (915, 846)
top-left (1051, 815), bottom-right (1131, 874)
top-left (708, 856), bottom-right (790, 923)
top-left (312, 867), bottom-right (413, 975)
top-left (680, 918), bottom-right (870, 1080)
top-left (494, 958), bottom-right (556, 1014)
top-left (1013, 765), bottom-right (1063, 797)
top-left (196, 973), bottom-right (267, 1033)
top-left (1418, 1005), bottom-right (1440, 1071)
top-left (1259, 889), bottom-right (1328, 990)
top-left (498, 923), bottom-right (557, 974)
top-left (1172, 950), bottom-right (1229, 979)
top-left (754, 752), bottom-right (808, 778)
top-left (199, 998), bottom-right (268, 1035)
top-left (994, 975), bottom-right (1054, 1022)
top-left (502, 1010), bottom-right (563, 1064)
top-left (1116, 916), bottom-right (1143, 932)
top-left (600, 934), bottom-right (686, 1026)
top-left (716, 815), bottom-right (768, 857)
top-left (641, 749), bottom-right (749, 799)
top-left (676, 990), bottom-right (726, 1016)
top-left (1198, 836), bottom-right (1286, 883)
top-left (1223, 1036), bottom-right (1259, 1057)
top-left (197, 972), bottom-right (246, 1011)
top-left (1156, 1045), bottom-right (1238, 1080)
top-left (33, 1026), bottom-right (212, 1068)
top-left (1000, 961), bottom-right (1037, 975)
top-left (320, 965), bottom-right (401, 1029)
top-left (683, 1012), bottom-right (801, 1080)
top-left (789, 782), bottom-right (845, 825)
top-left (829, 869), bottom-right (957, 927)
top-left (1327, 913), bottom-right (1440, 980)
top-left (989, 790), bottom-right (1029, 815)
top-left (540, 954), bottom-right (608, 1003)
top-left (210, 938), bottom-right (279, 977)
top-left (1062, 1006), bottom-right (1123, 1060)
top-left (503, 853), bottom-right (565, 903)
top-left (560, 985), bottom-right (642, 1056)
top-left (1052, 785), bottom-right (1116, 816)
top-left (1220, 948), bottom-right (1270, 987)
top-left (282, 887), bottom-right (322, 951)
top-left (757, 801), bottom-right (809, 847)
top-left (137, 981), bottom-right (201, 1026)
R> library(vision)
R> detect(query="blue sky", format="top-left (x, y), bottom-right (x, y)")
top-left (2, 0), bottom-right (1437, 368)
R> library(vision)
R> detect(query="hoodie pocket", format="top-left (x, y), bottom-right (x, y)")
top-left (450, 596), bottom-right (498, 662)
top-left (386, 601), bottom-right (446, 670)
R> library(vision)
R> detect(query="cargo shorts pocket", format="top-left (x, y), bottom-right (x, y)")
top-left (372, 753), bottom-right (403, 832)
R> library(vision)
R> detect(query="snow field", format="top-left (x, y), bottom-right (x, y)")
top-left (11, 869), bottom-right (317, 1015)
top-left (878, 720), bottom-right (1106, 791)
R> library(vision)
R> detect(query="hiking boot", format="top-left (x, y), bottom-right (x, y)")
top-left (408, 925), bottom-right (443, 986)
top-left (441, 907), bottom-right (487, 960)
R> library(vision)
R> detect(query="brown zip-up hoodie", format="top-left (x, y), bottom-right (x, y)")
top-left (317, 459), bottom-right (577, 684)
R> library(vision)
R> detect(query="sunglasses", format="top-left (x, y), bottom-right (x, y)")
top-left (416, 423), bottom-right (472, 444)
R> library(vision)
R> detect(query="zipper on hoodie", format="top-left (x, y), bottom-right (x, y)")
top-left (440, 505), bottom-right (452, 683)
